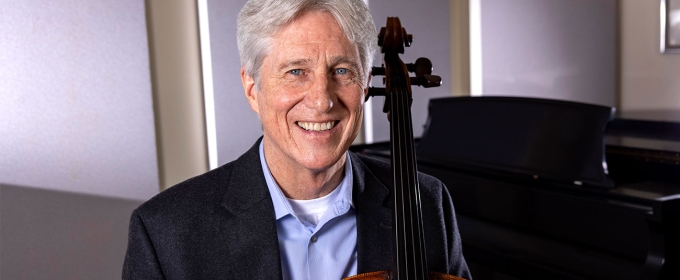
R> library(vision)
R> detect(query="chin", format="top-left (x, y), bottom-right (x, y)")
top-left (298, 153), bottom-right (345, 172)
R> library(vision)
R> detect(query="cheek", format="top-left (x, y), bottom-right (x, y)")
top-left (353, 107), bottom-right (364, 129)
top-left (258, 87), bottom-right (300, 115)
top-left (343, 92), bottom-right (365, 129)
top-left (346, 91), bottom-right (365, 116)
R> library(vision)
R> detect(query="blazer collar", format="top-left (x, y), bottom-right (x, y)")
top-left (220, 138), bottom-right (283, 280)
top-left (221, 138), bottom-right (271, 215)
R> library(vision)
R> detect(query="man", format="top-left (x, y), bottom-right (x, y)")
top-left (123, 0), bottom-right (471, 279)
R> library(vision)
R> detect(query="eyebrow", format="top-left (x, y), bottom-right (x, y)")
top-left (276, 56), bottom-right (361, 72)
top-left (328, 56), bottom-right (361, 71)
top-left (277, 58), bottom-right (312, 72)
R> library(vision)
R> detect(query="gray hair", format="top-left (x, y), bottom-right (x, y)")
top-left (237, 0), bottom-right (378, 87)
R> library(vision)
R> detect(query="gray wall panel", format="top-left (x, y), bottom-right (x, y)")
top-left (480, 0), bottom-right (617, 106)
top-left (0, 0), bottom-right (158, 200)
top-left (0, 184), bottom-right (142, 280)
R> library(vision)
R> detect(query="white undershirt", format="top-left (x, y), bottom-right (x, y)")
top-left (286, 183), bottom-right (344, 226)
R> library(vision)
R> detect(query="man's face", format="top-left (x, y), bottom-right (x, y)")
top-left (242, 11), bottom-right (367, 173)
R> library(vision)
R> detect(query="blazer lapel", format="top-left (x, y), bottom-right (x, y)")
top-left (351, 153), bottom-right (394, 273)
top-left (220, 139), bottom-right (283, 280)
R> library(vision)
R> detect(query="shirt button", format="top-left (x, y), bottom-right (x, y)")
top-left (310, 235), bottom-right (318, 242)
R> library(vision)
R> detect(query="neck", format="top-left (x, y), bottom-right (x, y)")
top-left (263, 146), bottom-right (347, 200)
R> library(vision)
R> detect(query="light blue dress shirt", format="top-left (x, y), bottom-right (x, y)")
top-left (259, 142), bottom-right (358, 280)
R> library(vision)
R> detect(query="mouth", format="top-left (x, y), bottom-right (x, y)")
top-left (296, 121), bottom-right (338, 132)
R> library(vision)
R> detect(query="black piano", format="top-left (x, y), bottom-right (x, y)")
top-left (351, 96), bottom-right (680, 280)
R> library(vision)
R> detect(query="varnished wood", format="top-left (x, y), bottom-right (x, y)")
top-left (343, 271), bottom-right (466, 280)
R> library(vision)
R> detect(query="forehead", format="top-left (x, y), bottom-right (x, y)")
top-left (277, 11), bottom-right (344, 40)
top-left (267, 11), bottom-right (359, 63)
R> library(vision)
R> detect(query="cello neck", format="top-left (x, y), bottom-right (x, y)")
top-left (380, 19), bottom-right (429, 280)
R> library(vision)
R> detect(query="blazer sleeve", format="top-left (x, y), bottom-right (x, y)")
top-left (122, 209), bottom-right (165, 280)
top-left (441, 182), bottom-right (473, 280)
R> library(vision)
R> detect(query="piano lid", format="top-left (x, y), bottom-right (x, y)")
top-left (417, 96), bottom-right (616, 188)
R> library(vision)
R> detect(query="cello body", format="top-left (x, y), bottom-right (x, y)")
top-left (345, 271), bottom-right (465, 280)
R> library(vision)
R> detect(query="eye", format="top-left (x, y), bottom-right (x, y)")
top-left (334, 68), bottom-right (348, 75)
top-left (289, 69), bottom-right (302, 75)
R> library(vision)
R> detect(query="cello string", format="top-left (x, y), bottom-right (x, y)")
top-left (406, 85), bottom-right (427, 278)
top-left (404, 86), bottom-right (424, 279)
top-left (401, 74), bottom-right (417, 279)
top-left (397, 86), bottom-right (413, 278)
top-left (404, 77), bottom-right (424, 277)
top-left (397, 74), bottom-right (410, 279)
top-left (397, 61), bottom-right (416, 279)
top-left (400, 64), bottom-right (424, 279)
top-left (401, 87), bottom-right (416, 278)
top-left (397, 80), bottom-right (420, 278)
top-left (400, 64), bottom-right (427, 279)
top-left (389, 56), bottom-right (407, 280)
top-left (396, 85), bottom-right (412, 279)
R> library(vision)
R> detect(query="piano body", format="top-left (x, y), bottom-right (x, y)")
top-left (351, 96), bottom-right (680, 280)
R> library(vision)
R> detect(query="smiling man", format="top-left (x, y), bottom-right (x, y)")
top-left (122, 0), bottom-right (470, 279)
top-left (243, 10), bottom-right (365, 201)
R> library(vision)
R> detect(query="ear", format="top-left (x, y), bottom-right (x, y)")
top-left (241, 67), bottom-right (259, 114)
top-left (363, 71), bottom-right (372, 101)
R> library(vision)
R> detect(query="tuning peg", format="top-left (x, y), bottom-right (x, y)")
top-left (411, 74), bottom-right (442, 88)
top-left (405, 58), bottom-right (433, 75)
top-left (402, 28), bottom-right (412, 47)
top-left (415, 57), bottom-right (432, 76)
top-left (365, 87), bottom-right (386, 101)
top-left (406, 57), bottom-right (440, 88)
top-left (371, 66), bottom-right (385, 76)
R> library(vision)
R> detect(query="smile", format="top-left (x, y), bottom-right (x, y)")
top-left (296, 121), bottom-right (337, 132)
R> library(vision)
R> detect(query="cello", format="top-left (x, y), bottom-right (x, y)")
top-left (344, 17), bottom-right (466, 280)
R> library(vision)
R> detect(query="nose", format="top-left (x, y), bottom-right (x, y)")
top-left (304, 73), bottom-right (334, 113)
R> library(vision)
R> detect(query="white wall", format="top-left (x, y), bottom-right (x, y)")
top-left (620, 0), bottom-right (680, 111)
top-left (0, 0), bottom-right (158, 201)
top-left (206, 0), bottom-right (262, 166)
top-left (479, 0), bottom-right (618, 107)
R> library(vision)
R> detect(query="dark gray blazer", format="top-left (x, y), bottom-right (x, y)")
top-left (123, 139), bottom-right (471, 279)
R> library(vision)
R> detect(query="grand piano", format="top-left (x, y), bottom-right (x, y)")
top-left (351, 96), bottom-right (680, 280)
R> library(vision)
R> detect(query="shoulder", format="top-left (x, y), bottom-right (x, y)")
top-left (134, 161), bottom-right (236, 222)
top-left (135, 140), bottom-right (263, 221)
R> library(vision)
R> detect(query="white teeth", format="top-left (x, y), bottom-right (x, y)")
top-left (297, 121), bottom-right (336, 132)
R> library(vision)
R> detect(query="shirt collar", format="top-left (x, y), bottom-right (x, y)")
top-left (259, 141), bottom-right (354, 220)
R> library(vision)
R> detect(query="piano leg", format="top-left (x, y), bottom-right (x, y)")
top-left (639, 219), bottom-right (663, 280)
top-left (640, 199), bottom-right (680, 280)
